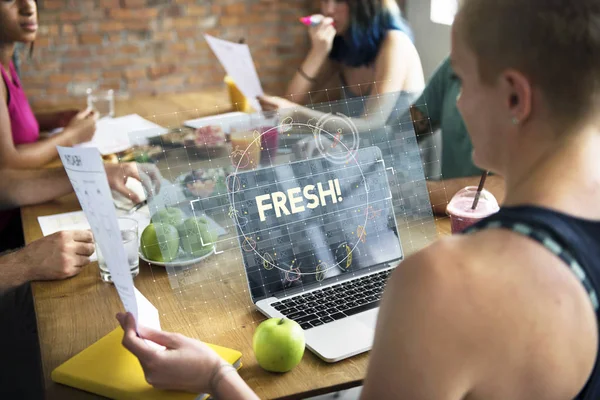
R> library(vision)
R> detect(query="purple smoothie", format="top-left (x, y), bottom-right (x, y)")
top-left (446, 188), bottom-right (499, 234)
top-left (258, 126), bottom-right (278, 162)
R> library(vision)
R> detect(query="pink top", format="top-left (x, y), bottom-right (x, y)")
top-left (0, 61), bottom-right (39, 233)
top-left (0, 61), bottom-right (39, 145)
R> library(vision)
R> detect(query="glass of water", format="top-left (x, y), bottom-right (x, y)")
top-left (86, 88), bottom-right (115, 118)
top-left (96, 217), bottom-right (139, 283)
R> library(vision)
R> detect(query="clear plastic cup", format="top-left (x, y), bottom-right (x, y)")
top-left (446, 186), bottom-right (499, 234)
top-left (229, 125), bottom-right (261, 170)
top-left (86, 88), bottom-right (115, 118)
top-left (251, 114), bottom-right (279, 165)
top-left (96, 217), bottom-right (139, 282)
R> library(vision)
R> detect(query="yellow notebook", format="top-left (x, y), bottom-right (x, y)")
top-left (52, 327), bottom-right (242, 400)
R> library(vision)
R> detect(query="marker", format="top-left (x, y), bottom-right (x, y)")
top-left (299, 15), bottom-right (334, 27)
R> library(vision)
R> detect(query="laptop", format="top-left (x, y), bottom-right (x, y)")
top-left (229, 146), bottom-right (403, 362)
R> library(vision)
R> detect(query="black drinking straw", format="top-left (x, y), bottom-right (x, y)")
top-left (471, 170), bottom-right (489, 210)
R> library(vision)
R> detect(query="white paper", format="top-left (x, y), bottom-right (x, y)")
top-left (183, 111), bottom-right (249, 133)
top-left (37, 208), bottom-right (226, 251)
top-left (134, 287), bottom-right (161, 331)
top-left (38, 210), bottom-right (91, 237)
top-left (57, 146), bottom-right (140, 323)
top-left (204, 35), bottom-right (263, 112)
top-left (76, 114), bottom-right (167, 155)
top-left (134, 287), bottom-right (166, 350)
top-left (37, 209), bottom-right (152, 263)
top-left (38, 210), bottom-right (99, 262)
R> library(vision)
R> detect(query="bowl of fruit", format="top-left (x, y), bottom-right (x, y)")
top-left (139, 208), bottom-right (218, 267)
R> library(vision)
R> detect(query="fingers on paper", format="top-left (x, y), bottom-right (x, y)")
top-left (137, 325), bottom-right (182, 350)
top-left (118, 313), bottom-right (156, 361)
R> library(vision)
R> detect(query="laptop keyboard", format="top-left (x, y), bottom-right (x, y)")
top-left (270, 269), bottom-right (392, 330)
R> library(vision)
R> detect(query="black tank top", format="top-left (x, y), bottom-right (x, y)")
top-left (464, 206), bottom-right (600, 399)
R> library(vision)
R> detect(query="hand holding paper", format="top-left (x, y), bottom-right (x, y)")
top-left (57, 146), bottom-right (162, 333)
top-left (117, 312), bottom-right (230, 396)
top-left (75, 114), bottom-right (168, 155)
top-left (204, 34), bottom-right (264, 112)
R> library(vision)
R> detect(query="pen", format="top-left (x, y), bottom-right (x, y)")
top-left (299, 15), bottom-right (335, 27)
top-left (127, 199), bottom-right (147, 214)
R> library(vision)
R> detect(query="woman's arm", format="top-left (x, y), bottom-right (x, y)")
top-left (0, 163), bottom-right (161, 210)
top-left (0, 168), bottom-right (73, 210)
top-left (286, 54), bottom-right (337, 105)
top-left (356, 29), bottom-right (425, 127)
top-left (263, 31), bottom-right (426, 134)
top-left (285, 16), bottom-right (337, 104)
top-left (117, 312), bottom-right (260, 400)
top-left (210, 365), bottom-right (261, 400)
top-left (0, 82), bottom-right (96, 168)
top-left (35, 109), bottom-right (78, 132)
top-left (370, 30), bottom-right (425, 97)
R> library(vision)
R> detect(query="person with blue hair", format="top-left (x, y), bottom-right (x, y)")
top-left (259, 0), bottom-right (424, 112)
top-left (258, 0), bottom-right (424, 165)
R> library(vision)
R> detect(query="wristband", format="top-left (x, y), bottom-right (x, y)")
top-left (209, 362), bottom-right (237, 396)
top-left (298, 67), bottom-right (317, 83)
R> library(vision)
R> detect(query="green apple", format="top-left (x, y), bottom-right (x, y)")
top-left (253, 318), bottom-right (305, 372)
top-left (151, 207), bottom-right (185, 227)
top-left (140, 223), bottom-right (180, 262)
top-left (177, 216), bottom-right (217, 257)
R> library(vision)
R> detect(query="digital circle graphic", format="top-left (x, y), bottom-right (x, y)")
top-left (229, 117), bottom-right (369, 277)
top-left (313, 113), bottom-right (360, 165)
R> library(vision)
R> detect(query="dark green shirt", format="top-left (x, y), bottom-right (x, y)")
top-left (414, 57), bottom-right (482, 180)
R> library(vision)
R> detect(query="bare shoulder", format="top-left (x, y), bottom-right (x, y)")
top-left (381, 29), bottom-right (420, 61)
top-left (376, 30), bottom-right (424, 90)
top-left (382, 29), bottom-right (413, 47)
top-left (378, 30), bottom-right (417, 60)
top-left (378, 229), bottom-right (598, 399)
top-left (389, 227), bottom-right (597, 303)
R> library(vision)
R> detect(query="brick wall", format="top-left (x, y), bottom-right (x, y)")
top-left (21, 0), bottom-right (407, 109)
top-left (21, 0), bottom-right (314, 108)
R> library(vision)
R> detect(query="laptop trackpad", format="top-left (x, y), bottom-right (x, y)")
top-left (356, 308), bottom-right (379, 328)
top-left (306, 311), bottom-right (378, 362)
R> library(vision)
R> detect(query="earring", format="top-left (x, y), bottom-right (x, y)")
top-left (512, 117), bottom-right (520, 125)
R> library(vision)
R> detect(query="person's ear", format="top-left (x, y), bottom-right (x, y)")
top-left (501, 70), bottom-right (532, 126)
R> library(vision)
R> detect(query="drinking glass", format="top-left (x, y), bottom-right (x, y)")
top-left (96, 217), bottom-right (139, 282)
top-left (229, 121), bottom-right (262, 170)
top-left (87, 88), bottom-right (115, 118)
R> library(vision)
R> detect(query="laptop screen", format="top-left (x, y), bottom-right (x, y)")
top-left (229, 146), bottom-right (403, 302)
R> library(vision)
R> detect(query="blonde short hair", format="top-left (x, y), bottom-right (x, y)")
top-left (456, 0), bottom-right (600, 130)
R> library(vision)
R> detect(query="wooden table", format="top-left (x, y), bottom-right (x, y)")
top-left (33, 89), bottom-right (234, 118)
top-left (22, 92), bottom-right (452, 400)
